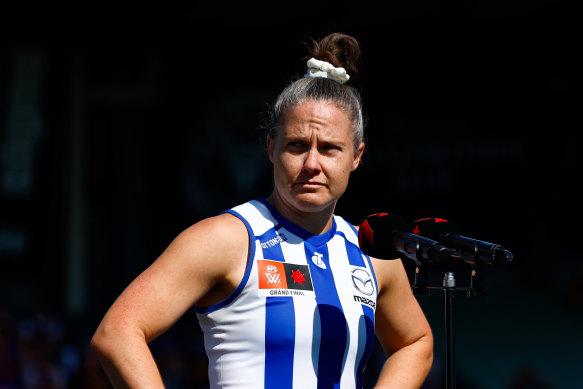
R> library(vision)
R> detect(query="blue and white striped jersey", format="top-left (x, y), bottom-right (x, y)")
top-left (195, 198), bottom-right (378, 389)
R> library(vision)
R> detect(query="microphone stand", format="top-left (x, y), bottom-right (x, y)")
top-left (412, 264), bottom-right (488, 389)
top-left (443, 272), bottom-right (456, 389)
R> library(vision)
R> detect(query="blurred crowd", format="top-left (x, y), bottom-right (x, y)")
top-left (0, 301), bottom-right (554, 389)
top-left (0, 301), bottom-right (109, 389)
top-left (0, 298), bottom-right (215, 389)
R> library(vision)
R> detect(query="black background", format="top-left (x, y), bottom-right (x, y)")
top-left (0, 1), bottom-right (581, 388)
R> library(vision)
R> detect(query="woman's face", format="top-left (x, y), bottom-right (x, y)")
top-left (267, 100), bottom-right (364, 216)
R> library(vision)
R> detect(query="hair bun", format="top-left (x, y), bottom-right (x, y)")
top-left (305, 33), bottom-right (362, 81)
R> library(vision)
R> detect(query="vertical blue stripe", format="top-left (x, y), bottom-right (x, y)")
top-left (355, 305), bottom-right (375, 388)
top-left (304, 242), bottom-right (347, 389)
top-left (265, 298), bottom-right (295, 389)
top-left (260, 227), bottom-right (295, 389)
top-left (362, 252), bottom-right (379, 301)
top-left (342, 236), bottom-right (365, 267)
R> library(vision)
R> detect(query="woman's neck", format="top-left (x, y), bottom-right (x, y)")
top-left (266, 192), bottom-right (336, 236)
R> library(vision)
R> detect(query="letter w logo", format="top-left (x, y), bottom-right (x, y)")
top-left (265, 273), bottom-right (281, 284)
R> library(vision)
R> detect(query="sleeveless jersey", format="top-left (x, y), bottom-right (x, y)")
top-left (195, 198), bottom-right (378, 389)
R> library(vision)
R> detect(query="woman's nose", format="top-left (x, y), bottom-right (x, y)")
top-left (302, 148), bottom-right (321, 174)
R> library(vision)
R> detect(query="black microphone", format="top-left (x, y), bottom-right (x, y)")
top-left (412, 218), bottom-right (514, 265)
top-left (358, 213), bottom-right (455, 265)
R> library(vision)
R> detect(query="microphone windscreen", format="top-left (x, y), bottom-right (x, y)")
top-left (412, 218), bottom-right (463, 241)
top-left (358, 213), bottom-right (412, 260)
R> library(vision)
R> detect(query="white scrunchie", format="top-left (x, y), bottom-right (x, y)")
top-left (304, 57), bottom-right (350, 84)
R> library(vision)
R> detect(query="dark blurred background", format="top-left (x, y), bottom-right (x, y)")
top-left (0, 1), bottom-right (581, 388)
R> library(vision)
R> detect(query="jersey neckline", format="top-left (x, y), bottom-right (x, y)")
top-left (258, 197), bottom-right (337, 247)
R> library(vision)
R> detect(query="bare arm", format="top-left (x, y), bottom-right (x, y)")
top-left (372, 257), bottom-right (434, 388)
top-left (90, 213), bottom-right (249, 388)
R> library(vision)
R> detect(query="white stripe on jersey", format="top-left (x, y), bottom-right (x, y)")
top-left (195, 199), bottom-right (378, 389)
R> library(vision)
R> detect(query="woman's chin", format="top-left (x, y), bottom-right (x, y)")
top-left (291, 193), bottom-right (336, 213)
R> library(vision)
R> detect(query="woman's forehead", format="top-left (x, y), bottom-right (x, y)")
top-left (279, 101), bottom-right (352, 138)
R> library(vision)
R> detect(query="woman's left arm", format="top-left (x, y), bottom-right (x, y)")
top-left (371, 257), bottom-right (434, 388)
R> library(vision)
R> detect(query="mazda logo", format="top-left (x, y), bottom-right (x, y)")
top-left (351, 268), bottom-right (374, 296)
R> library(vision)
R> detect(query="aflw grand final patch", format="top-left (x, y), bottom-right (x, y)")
top-left (258, 259), bottom-right (315, 297)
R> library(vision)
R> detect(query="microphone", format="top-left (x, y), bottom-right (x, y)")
top-left (358, 213), bottom-right (455, 265)
top-left (412, 218), bottom-right (514, 265)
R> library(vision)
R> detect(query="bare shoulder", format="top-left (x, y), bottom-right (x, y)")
top-left (370, 256), bottom-right (409, 295)
top-left (162, 212), bottom-right (249, 281)
top-left (180, 212), bottom-right (247, 237)
top-left (177, 212), bottom-right (248, 251)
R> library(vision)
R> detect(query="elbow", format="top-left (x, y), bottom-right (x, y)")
top-left (90, 317), bottom-right (127, 359)
top-left (405, 325), bottom-right (434, 379)
top-left (421, 329), bottom-right (434, 377)
top-left (91, 323), bottom-right (112, 359)
top-left (90, 315), bottom-right (147, 359)
top-left (426, 344), bottom-right (434, 376)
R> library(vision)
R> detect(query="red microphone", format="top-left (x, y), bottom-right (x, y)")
top-left (358, 213), bottom-right (454, 265)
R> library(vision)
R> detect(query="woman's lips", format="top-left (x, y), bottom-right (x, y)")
top-left (295, 181), bottom-right (325, 188)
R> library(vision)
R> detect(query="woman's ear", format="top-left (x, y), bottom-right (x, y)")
top-left (352, 142), bottom-right (365, 171)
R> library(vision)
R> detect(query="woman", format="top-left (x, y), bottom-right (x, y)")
top-left (91, 32), bottom-right (433, 388)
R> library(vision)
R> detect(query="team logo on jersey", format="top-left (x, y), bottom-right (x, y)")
top-left (311, 252), bottom-right (326, 269)
top-left (257, 259), bottom-right (315, 297)
top-left (351, 268), bottom-right (374, 296)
